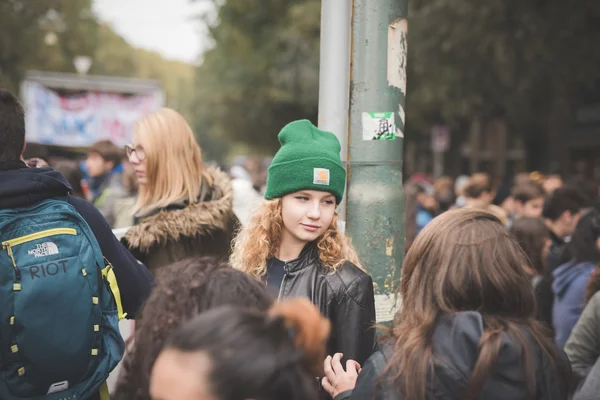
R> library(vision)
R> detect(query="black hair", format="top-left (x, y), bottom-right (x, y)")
top-left (542, 186), bottom-right (588, 221)
top-left (161, 299), bottom-right (330, 400)
top-left (0, 88), bottom-right (25, 161)
top-left (564, 210), bottom-right (600, 265)
top-left (509, 217), bottom-right (550, 275)
top-left (112, 257), bottom-right (273, 400)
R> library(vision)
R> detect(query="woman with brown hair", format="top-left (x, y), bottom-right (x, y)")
top-left (151, 299), bottom-right (330, 400)
top-left (112, 257), bottom-right (272, 400)
top-left (321, 208), bottom-right (571, 400)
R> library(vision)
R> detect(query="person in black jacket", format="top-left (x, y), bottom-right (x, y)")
top-left (322, 208), bottom-right (571, 400)
top-left (0, 88), bottom-right (153, 319)
top-left (231, 120), bottom-right (376, 374)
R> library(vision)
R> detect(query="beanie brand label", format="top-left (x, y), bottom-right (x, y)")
top-left (313, 168), bottom-right (330, 185)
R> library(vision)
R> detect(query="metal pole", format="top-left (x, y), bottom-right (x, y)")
top-left (346, 0), bottom-right (408, 323)
top-left (318, 0), bottom-right (352, 223)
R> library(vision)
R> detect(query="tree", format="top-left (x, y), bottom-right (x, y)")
top-left (194, 0), bottom-right (321, 152)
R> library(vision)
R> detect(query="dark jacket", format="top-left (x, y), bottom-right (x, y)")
top-left (0, 161), bottom-right (153, 319)
top-left (553, 261), bottom-right (595, 349)
top-left (122, 166), bottom-right (238, 274)
top-left (275, 243), bottom-right (376, 367)
top-left (336, 312), bottom-right (570, 400)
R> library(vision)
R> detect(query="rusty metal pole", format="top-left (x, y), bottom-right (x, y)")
top-left (346, 0), bottom-right (408, 323)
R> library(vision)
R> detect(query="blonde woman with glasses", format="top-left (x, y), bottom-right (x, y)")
top-left (122, 108), bottom-right (238, 274)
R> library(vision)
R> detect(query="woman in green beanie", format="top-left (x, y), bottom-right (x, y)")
top-left (231, 120), bottom-right (376, 375)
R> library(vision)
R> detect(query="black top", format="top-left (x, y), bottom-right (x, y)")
top-left (266, 257), bottom-right (287, 298)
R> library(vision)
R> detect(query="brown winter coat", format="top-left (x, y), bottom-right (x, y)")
top-left (122, 166), bottom-right (238, 274)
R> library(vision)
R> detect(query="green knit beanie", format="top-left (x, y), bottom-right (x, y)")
top-left (265, 120), bottom-right (346, 204)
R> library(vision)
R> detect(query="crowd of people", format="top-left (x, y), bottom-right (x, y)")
top-left (1, 85), bottom-right (600, 399)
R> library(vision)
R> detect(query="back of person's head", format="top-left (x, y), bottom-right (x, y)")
top-left (509, 217), bottom-right (550, 275)
top-left (389, 208), bottom-right (568, 400)
top-left (113, 257), bottom-right (272, 400)
top-left (512, 181), bottom-right (545, 204)
top-left (133, 107), bottom-right (213, 215)
top-left (0, 88), bottom-right (25, 162)
top-left (542, 186), bottom-right (588, 221)
top-left (463, 173), bottom-right (492, 199)
top-left (564, 209), bottom-right (600, 265)
top-left (567, 175), bottom-right (598, 208)
top-left (151, 299), bottom-right (330, 400)
top-left (87, 140), bottom-right (123, 166)
top-left (52, 159), bottom-right (86, 199)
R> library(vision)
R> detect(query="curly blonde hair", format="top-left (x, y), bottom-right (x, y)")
top-left (230, 199), bottom-right (361, 277)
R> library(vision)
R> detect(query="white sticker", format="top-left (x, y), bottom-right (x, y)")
top-left (362, 112), bottom-right (397, 141)
top-left (374, 293), bottom-right (400, 323)
top-left (313, 168), bottom-right (330, 185)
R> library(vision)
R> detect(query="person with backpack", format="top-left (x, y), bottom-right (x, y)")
top-left (0, 88), bottom-right (153, 399)
top-left (321, 209), bottom-right (571, 400)
top-left (150, 298), bottom-right (330, 400)
top-left (230, 120), bottom-right (376, 373)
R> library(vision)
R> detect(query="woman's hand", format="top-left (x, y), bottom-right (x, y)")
top-left (321, 353), bottom-right (361, 398)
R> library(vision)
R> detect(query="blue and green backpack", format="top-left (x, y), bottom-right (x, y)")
top-left (0, 198), bottom-right (126, 399)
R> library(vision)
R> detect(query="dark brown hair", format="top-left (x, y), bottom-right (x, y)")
top-left (113, 257), bottom-right (272, 400)
top-left (509, 217), bottom-right (550, 276)
top-left (387, 208), bottom-right (569, 400)
top-left (52, 159), bottom-right (86, 199)
top-left (512, 181), bottom-right (545, 204)
top-left (0, 88), bottom-right (25, 161)
top-left (161, 299), bottom-right (330, 400)
top-left (463, 173), bottom-right (493, 199)
top-left (88, 139), bottom-right (124, 165)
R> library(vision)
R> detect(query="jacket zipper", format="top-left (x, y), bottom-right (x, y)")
top-left (2, 228), bottom-right (77, 281)
top-left (277, 263), bottom-right (289, 301)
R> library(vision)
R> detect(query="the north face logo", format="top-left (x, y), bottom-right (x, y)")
top-left (28, 242), bottom-right (60, 258)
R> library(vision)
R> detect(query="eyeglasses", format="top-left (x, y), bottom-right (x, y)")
top-left (125, 144), bottom-right (146, 161)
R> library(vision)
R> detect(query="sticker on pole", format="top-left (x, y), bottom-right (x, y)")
top-left (362, 112), bottom-right (398, 141)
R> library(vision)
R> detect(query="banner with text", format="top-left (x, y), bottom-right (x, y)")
top-left (24, 82), bottom-right (164, 147)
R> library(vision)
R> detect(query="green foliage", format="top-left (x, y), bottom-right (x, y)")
top-left (194, 0), bottom-right (321, 152)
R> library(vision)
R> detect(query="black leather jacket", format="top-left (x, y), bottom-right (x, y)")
top-left (336, 312), bottom-right (571, 400)
top-left (275, 243), bottom-right (376, 366)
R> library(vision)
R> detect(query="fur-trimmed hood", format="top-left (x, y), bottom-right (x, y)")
top-left (123, 166), bottom-right (234, 253)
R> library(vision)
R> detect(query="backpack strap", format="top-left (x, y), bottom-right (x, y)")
top-left (102, 257), bottom-right (127, 320)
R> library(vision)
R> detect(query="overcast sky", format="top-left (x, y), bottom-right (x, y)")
top-left (93, 0), bottom-right (213, 64)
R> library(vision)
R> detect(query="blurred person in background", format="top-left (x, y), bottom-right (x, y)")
top-left (553, 210), bottom-right (600, 348)
top-left (151, 299), bottom-right (329, 400)
top-left (509, 217), bottom-right (552, 324)
top-left (433, 176), bottom-right (455, 213)
top-left (415, 181), bottom-right (438, 234)
top-left (113, 158), bottom-right (139, 229)
top-left (463, 173), bottom-right (508, 225)
top-left (453, 174), bottom-right (470, 208)
top-left (52, 159), bottom-right (87, 199)
top-left (122, 108), bottom-right (238, 274)
top-left (544, 174), bottom-right (564, 195)
top-left (86, 139), bottom-right (126, 226)
top-left (565, 265), bottom-right (600, 389)
top-left (512, 180), bottom-right (546, 220)
top-left (113, 257), bottom-right (272, 400)
top-left (230, 159), bottom-right (262, 226)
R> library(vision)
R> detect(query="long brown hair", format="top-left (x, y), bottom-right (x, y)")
top-left (387, 208), bottom-right (569, 400)
top-left (509, 217), bottom-right (550, 276)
